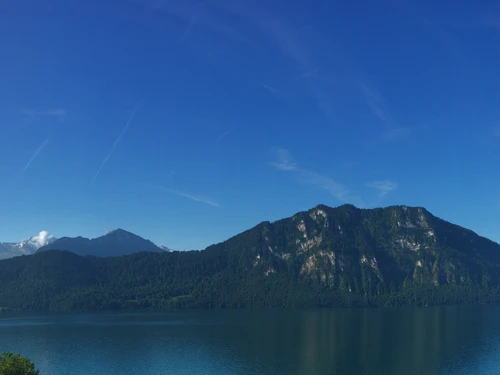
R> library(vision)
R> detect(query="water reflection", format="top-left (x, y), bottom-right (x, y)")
top-left (212, 306), bottom-right (500, 375)
top-left (1, 306), bottom-right (499, 375)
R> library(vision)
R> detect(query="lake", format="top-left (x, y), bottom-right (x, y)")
top-left (1, 306), bottom-right (500, 375)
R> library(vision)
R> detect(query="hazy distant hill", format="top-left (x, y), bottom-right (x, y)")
top-left (157, 245), bottom-right (173, 252)
top-left (2, 204), bottom-right (500, 311)
top-left (0, 231), bottom-right (56, 260)
top-left (37, 229), bottom-right (163, 257)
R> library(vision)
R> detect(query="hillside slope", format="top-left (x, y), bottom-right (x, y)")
top-left (37, 229), bottom-right (163, 257)
top-left (2, 204), bottom-right (500, 311)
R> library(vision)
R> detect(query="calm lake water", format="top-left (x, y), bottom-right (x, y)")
top-left (1, 306), bottom-right (500, 375)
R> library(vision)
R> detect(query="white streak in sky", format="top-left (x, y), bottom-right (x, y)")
top-left (365, 180), bottom-right (398, 197)
top-left (358, 82), bottom-right (411, 142)
top-left (260, 84), bottom-right (277, 95)
top-left (216, 131), bottom-right (230, 141)
top-left (91, 107), bottom-right (139, 185)
top-left (165, 189), bottom-right (219, 207)
top-left (24, 140), bottom-right (49, 171)
top-left (270, 147), bottom-right (365, 207)
top-left (180, 5), bottom-right (201, 42)
top-left (141, 0), bottom-right (252, 44)
top-left (359, 83), bottom-right (391, 125)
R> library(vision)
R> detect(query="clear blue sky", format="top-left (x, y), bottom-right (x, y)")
top-left (1, 0), bottom-right (500, 249)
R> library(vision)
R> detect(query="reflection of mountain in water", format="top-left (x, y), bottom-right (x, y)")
top-left (210, 306), bottom-right (500, 375)
top-left (1, 307), bottom-right (500, 375)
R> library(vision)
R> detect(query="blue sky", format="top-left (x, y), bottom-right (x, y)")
top-left (1, 0), bottom-right (500, 249)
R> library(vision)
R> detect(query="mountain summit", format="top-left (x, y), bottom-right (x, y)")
top-left (212, 203), bottom-right (500, 290)
top-left (0, 231), bottom-right (56, 260)
top-left (157, 245), bottom-right (173, 252)
top-left (37, 229), bottom-right (163, 257)
top-left (2, 204), bottom-right (500, 311)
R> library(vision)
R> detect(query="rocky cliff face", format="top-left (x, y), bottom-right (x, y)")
top-left (2, 204), bottom-right (500, 311)
top-left (214, 204), bottom-right (500, 294)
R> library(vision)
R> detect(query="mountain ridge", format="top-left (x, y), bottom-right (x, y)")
top-left (0, 231), bottom-right (57, 260)
top-left (2, 203), bottom-right (500, 311)
top-left (37, 228), bottom-right (165, 257)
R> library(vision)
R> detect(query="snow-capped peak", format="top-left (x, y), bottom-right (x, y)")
top-left (157, 245), bottom-right (173, 252)
top-left (0, 231), bottom-right (57, 259)
top-left (16, 231), bottom-right (56, 252)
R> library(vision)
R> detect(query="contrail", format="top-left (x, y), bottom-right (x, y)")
top-left (260, 84), bottom-right (277, 95)
top-left (180, 11), bottom-right (199, 42)
top-left (24, 139), bottom-right (49, 171)
top-left (91, 106), bottom-right (139, 185)
top-left (216, 131), bottom-right (230, 141)
top-left (165, 189), bottom-right (219, 207)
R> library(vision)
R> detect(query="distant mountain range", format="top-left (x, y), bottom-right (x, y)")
top-left (37, 229), bottom-right (170, 257)
top-left (1, 204), bottom-right (500, 312)
top-left (157, 245), bottom-right (173, 252)
top-left (0, 231), bottom-right (56, 260)
top-left (1, 230), bottom-right (171, 259)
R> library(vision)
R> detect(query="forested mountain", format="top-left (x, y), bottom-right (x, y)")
top-left (36, 229), bottom-right (164, 257)
top-left (2, 204), bottom-right (500, 311)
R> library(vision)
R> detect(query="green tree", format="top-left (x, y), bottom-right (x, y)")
top-left (0, 353), bottom-right (39, 375)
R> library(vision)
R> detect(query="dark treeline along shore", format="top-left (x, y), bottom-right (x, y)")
top-left (2, 204), bottom-right (500, 311)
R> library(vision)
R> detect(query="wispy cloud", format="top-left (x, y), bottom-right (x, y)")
top-left (365, 180), bottom-right (398, 197)
top-left (359, 82), bottom-right (409, 142)
top-left (138, 0), bottom-right (252, 44)
top-left (167, 170), bottom-right (176, 177)
top-left (24, 109), bottom-right (66, 118)
top-left (271, 147), bottom-right (365, 206)
top-left (205, 1), bottom-right (336, 122)
top-left (24, 139), bottom-right (49, 172)
top-left (359, 84), bottom-right (391, 125)
top-left (165, 189), bottom-right (219, 207)
top-left (179, 3), bottom-right (201, 42)
top-left (216, 131), bottom-right (230, 141)
top-left (91, 106), bottom-right (139, 185)
top-left (252, 16), bottom-right (335, 121)
top-left (300, 67), bottom-right (320, 80)
top-left (142, 1), bottom-right (337, 122)
top-left (271, 147), bottom-right (298, 171)
top-left (260, 84), bottom-right (278, 95)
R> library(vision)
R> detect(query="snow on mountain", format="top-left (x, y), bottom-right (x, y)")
top-left (0, 231), bottom-right (56, 260)
top-left (1, 230), bottom-right (172, 259)
top-left (157, 245), bottom-right (173, 252)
